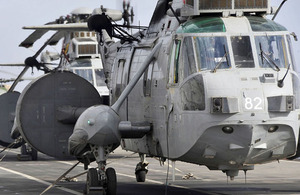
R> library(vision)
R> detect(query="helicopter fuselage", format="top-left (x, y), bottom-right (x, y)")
top-left (109, 16), bottom-right (300, 174)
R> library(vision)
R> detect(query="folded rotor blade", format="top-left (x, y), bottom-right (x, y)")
top-left (8, 66), bottom-right (29, 92)
top-left (9, 31), bottom-right (61, 92)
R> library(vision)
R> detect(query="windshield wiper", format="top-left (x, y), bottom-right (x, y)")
top-left (259, 43), bottom-right (280, 71)
top-left (212, 45), bottom-right (229, 73)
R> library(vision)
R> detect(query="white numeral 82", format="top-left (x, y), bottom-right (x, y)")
top-left (244, 97), bottom-right (263, 110)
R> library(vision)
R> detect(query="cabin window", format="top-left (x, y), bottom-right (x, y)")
top-left (186, 0), bottom-right (194, 6)
top-left (194, 36), bottom-right (231, 71)
top-left (169, 40), bottom-right (181, 84)
top-left (255, 35), bottom-right (288, 69)
top-left (115, 60), bottom-right (125, 98)
top-left (143, 62), bottom-right (154, 97)
top-left (231, 36), bottom-right (254, 68)
top-left (95, 69), bottom-right (106, 87)
top-left (182, 37), bottom-right (197, 78)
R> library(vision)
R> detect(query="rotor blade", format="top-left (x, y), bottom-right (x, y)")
top-left (33, 31), bottom-right (61, 59)
top-left (19, 29), bottom-right (48, 48)
top-left (0, 69), bottom-right (21, 77)
top-left (9, 31), bottom-right (61, 91)
top-left (23, 23), bottom-right (89, 31)
top-left (48, 31), bottom-right (66, 46)
top-left (0, 79), bottom-right (17, 83)
top-left (113, 24), bottom-right (148, 29)
top-left (8, 66), bottom-right (29, 92)
top-left (0, 63), bottom-right (25, 67)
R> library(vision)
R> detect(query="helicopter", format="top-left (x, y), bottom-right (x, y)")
top-left (9, 0), bottom-right (300, 194)
top-left (0, 7), bottom-right (110, 159)
top-left (0, 69), bottom-right (35, 149)
top-left (5, 4), bottom-right (141, 161)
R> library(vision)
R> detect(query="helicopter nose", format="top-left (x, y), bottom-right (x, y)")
top-left (68, 105), bottom-right (121, 157)
top-left (68, 128), bottom-right (88, 156)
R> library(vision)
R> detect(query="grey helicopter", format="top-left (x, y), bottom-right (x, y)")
top-left (0, 7), bottom-right (109, 159)
top-left (10, 0), bottom-right (300, 194)
top-left (3, 3), bottom-right (137, 161)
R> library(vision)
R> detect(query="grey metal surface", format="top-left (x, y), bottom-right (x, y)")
top-left (0, 92), bottom-right (20, 147)
top-left (16, 71), bottom-right (101, 159)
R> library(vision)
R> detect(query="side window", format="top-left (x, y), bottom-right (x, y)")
top-left (143, 62), bottom-right (154, 97)
top-left (115, 59), bottom-right (125, 99)
top-left (182, 37), bottom-right (197, 78)
top-left (286, 35), bottom-right (297, 71)
top-left (231, 36), bottom-right (254, 68)
top-left (169, 40), bottom-right (181, 84)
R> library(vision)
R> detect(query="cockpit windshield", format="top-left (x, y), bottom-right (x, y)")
top-left (231, 36), bottom-right (254, 68)
top-left (254, 35), bottom-right (288, 69)
top-left (70, 59), bottom-right (93, 67)
top-left (194, 36), bottom-right (231, 71)
top-left (74, 69), bottom-right (93, 84)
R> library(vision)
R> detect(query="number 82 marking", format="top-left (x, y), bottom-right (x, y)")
top-left (244, 97), bottom-right (263, 110)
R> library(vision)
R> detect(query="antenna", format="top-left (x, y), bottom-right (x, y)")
top-left (272, 0), bottom-right (288, 20)
top-left (168, 2), bottom-right (182, 24)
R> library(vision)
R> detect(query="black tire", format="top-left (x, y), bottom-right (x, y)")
top-left (135, 170), bottom-right (146, 182)
top-left (86, 168), bottom-right (99, 194)
top-left (31, 149), bottom-right (38, 161)
top-left (21, 144), bottom-right (27, 155)
top-left (106, 168), bottom-right (117, 195)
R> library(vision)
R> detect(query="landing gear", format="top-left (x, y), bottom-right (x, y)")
top-left (106, 168), bottom-right (117, 195)
top-left (135, 153), bottom-right (148, 182)
top-left (85, 168), bottom-right (100, 194)
top-left (84, 146), bottom-right (117, 195)
top-left (17, 144), bottom-right (38, 161)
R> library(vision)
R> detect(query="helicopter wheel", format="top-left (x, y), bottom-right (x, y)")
top-left (19, 144), bottom-right (38, 161)
top-left (135, 170), bottom-right (146, 182)
top-left (31, 148), bottom-right (38, 161)
top-left (105, 168), bottom-right (117, 195)
top-left (135, 161), bottom-right (148, 182)
top-left (85, 168), bottom-right (101, 194)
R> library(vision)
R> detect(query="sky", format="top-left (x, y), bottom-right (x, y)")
top-left (0, 0), bottom-right (299, 92)
top-left (0, 0), bottom-right (157, 91)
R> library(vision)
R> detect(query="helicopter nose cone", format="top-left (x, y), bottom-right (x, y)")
top-left (68, 105), bottom-right (121, 156)
top-left (68, 129), bottom-right (89, 156)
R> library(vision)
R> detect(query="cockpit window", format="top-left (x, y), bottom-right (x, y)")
top-left (74, 69), bottom-right (93, 84)
top-left (231, 36), bottom-right (254, 68)
top-left (70, 59), bottom-right (93, 67)
top-left (182, 37), bottom-right (197, 77)
top-left (287, 35), bottom-right (297, 73)
top-left (95, 69), bottom-right (106, 86)
top-left (169, 40), bottom-right (181, 84)
top-left (194, 36), bottom-right (231, 71)
top-left (255, 35), bottom-right (288, 69)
